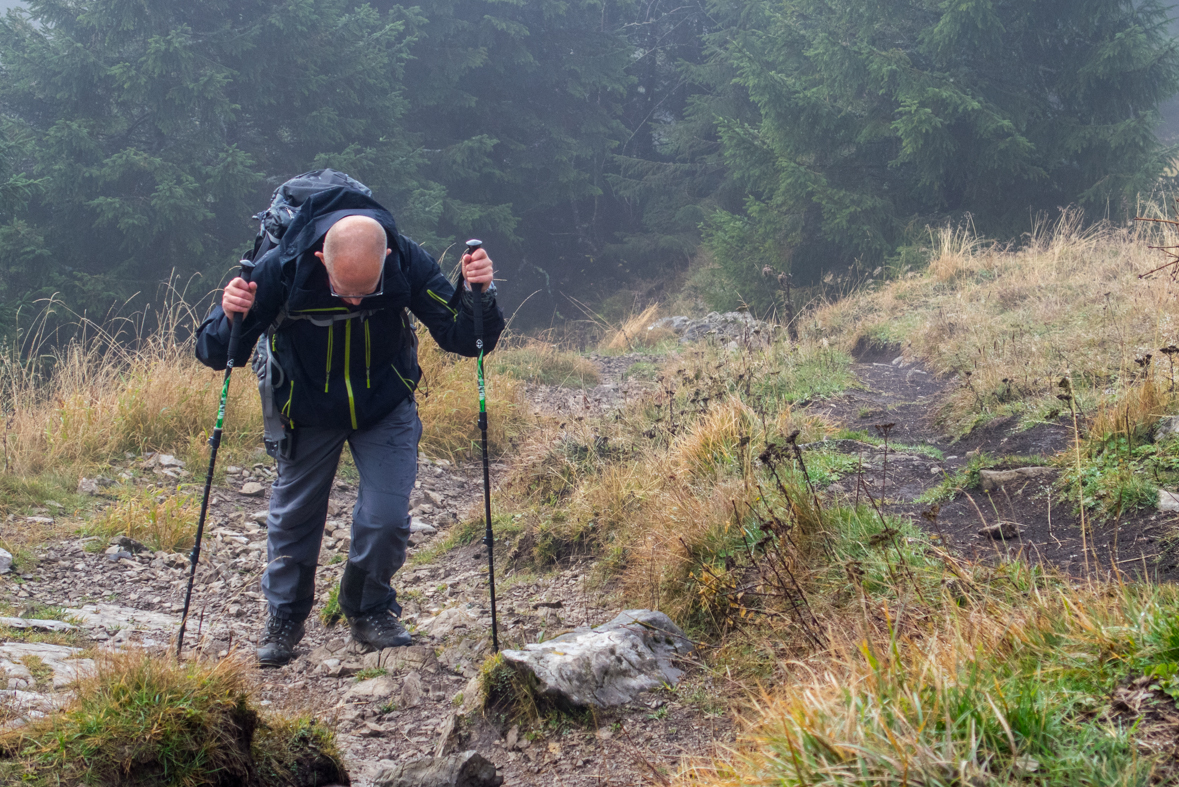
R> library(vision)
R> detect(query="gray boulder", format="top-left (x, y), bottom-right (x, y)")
top-left (649, 312), bottom-right (769, 346)
top-left (648, 316), bottom-right (690, 334)
top-left (372, 751), bottom-right (502, 787)
top-left (500, 609), bottom-right (693, 709)
top-left (1158, 416), bottom-right (1179, 443)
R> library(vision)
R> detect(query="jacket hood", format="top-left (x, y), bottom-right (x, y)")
top-left (278, 187), bottom-right (411, 314)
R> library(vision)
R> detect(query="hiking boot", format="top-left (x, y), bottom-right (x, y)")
top-left (349, 609), bottom-right (412, 650)
top-left (257, 615), bottom-right (305, 667)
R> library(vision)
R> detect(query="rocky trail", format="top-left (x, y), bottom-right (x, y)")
top-left (5, 314), bottom-right (1178, 785)
top-left (0, 345), bottom-right (734, 787)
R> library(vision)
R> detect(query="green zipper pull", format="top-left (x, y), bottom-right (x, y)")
top-left (365, 318), bottom-right (372, 388)
top-left (324, 324), bottom-right (333, 393)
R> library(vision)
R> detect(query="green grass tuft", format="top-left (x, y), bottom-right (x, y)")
top-left (0, 653), bottom-right (347, 787)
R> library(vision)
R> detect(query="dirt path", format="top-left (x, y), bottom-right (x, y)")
top-left (1, 353), bottom-right (732, 786)
top-left (813, 346), bottom-right (1179, 583)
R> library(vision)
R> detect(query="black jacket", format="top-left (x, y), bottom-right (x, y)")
top-left (195, 188), bottom-right (505, 430)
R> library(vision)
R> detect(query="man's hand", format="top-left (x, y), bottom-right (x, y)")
top-left (462, 247), bottom-right (494, 292)
top-left (222, 276), bottom-right (257, 317)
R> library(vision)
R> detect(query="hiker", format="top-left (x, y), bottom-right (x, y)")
top-left (195, 184), bottom-right (504, 666)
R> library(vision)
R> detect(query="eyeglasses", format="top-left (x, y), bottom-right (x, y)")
top-left (330, 267), bottom-right (385, 300)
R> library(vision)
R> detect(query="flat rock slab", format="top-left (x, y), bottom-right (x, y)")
top-left (372, 750), bottom-right (502, 787)
top-left (416, 607), bottom-right (478, 639)
top-left (500, 609), bottom-right (693, 709)
top-left (64, 604), bottom-right (179, 633)
top-left (0, 643), bottom-right (95, 690)
top-left (345, 675), bottom-right (398, 702)
top-left (979, 467), bottom-right (1056, 491)
top-left (0, 617), bottom-right (75, 633)
top-left (361, 644), bottom-right (439, 674)
top-left (0, 689), bottom-right (70, 725)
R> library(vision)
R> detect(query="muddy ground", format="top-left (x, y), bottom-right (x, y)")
top-left (817, 344), bottom-right (1179, 583)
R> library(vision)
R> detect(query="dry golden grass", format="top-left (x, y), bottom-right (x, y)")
top-left (674, 399), bottom-right (759, 480)
top-left (809, 210), bottom-right (1179, 434)
top-left (0, 298), bottom-right (534, 519)
top-left (414, 329), bottom-right (532, 460)
top-left (488, 338), bottom-right (601, 387)
top-left (0, 308), bottom-right (263, 480)
top-left (84, 486), bottom-right (198, 553)
top-left (619, 478), bottom-right (747, 621)
top-left (500, 335), bottom-right (842, 610)
top-left (602, 304), bottom-right (665, 351)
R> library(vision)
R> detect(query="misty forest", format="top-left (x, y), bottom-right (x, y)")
top-left (7, 1), bottom-right (1179, 786)
top-left (1, 0), bottom-right (1177, 328)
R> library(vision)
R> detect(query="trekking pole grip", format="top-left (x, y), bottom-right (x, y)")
top-left (465, 239), bottom-right (484, 345)
top-left (225, 261), bottom-right (255, 369)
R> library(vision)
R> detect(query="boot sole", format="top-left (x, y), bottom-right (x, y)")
top-left (349, 630), bottom-right (412, 650)
top-left (257, 651), bottom-right (298, 668)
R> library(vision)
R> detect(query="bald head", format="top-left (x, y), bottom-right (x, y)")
top-left (314, 215), bottom-right (391, 304)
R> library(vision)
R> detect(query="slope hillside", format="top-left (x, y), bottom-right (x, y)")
top-left (4, 212), bottom-right (1179, 785)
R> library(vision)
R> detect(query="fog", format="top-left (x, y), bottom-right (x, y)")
top-left (0, 0), bottom-right (1175, 334)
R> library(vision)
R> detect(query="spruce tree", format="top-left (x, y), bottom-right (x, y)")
top-left (0, 0), bottom-right (426, 329)
top-left (703, 0), bottom-right (1179, 311)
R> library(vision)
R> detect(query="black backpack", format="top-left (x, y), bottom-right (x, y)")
top-left (247, 169), bottom-right (374, 459)
top-left (245, 169), bottom-right (373, 265)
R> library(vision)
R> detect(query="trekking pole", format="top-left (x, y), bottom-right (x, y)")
top-left (177, 260), bottom-right (254, 660)
top-left (466, 239), bottom-right (499, 653)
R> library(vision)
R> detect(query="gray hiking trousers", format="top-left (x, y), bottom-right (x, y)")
top-left (262, 398), bottom-right (420, 621)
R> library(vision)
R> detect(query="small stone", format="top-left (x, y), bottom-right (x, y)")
top-left (435, 712), bottom-right (464, 757)
top-left (1013, 756), bottom-right (1040, 774)
top-left (0, 617), bottom-right (75, 632)
top-left (372, 751), bottom-right (502, 787)
top-left (0, 548), bottom-right (11, 575)
top-left (979, 522), bottom-right (1019, 540)
top-left (347, 675), bottom-right (398, 700)
top-left (77, 478), bottom-right (101, 495)
top-left (410, 518), bottom-right (437, 535)
top-left (1156, 416), bottom-right (1179, 443)
top-left (505, 725), bottom-right (519, 750)
top-left (25, 516), bottom-right (54, 525)
top-left (250, 510), bottom-right (269, 524)
top-left (226, 466), bottom-right (243, 475)
top-left (401, 671), bottom-right (423, 708)
top-left (979, 467), bottom-right (1055, 491)
top-left (110, 535), bottom-right (148, 554)
top-left (157, 454), bottom-right (185, 468)
top-left (240, 482), bottom-right (266, 497)
top-left (358, 722), bottom-right (389, 738)
top-left (1159, 490), bottom-right (1179, 513)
